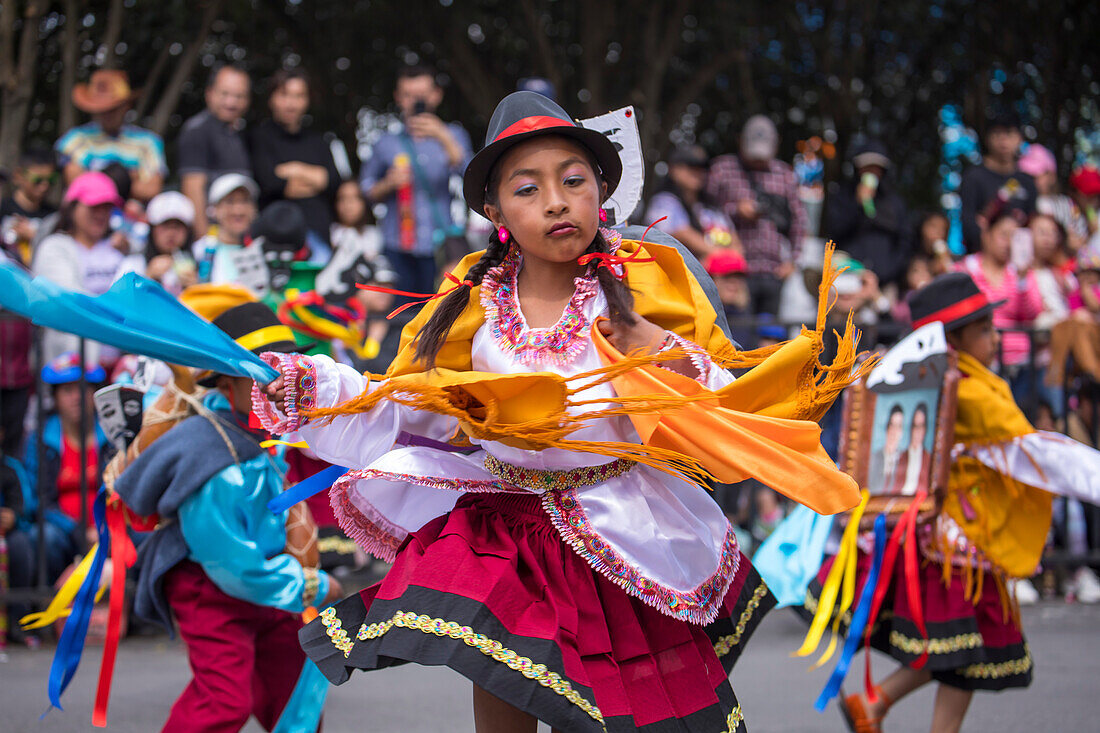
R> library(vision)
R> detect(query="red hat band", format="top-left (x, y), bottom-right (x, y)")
top-left (911, 292), bottom-right (991, 329)
top-left (493, 116), bottom-right (575, 143)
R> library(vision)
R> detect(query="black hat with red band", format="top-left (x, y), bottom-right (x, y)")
top-left (908, 271), bottom-right (1005, 332)
top-left (463, 91), bottom-right (622, 214)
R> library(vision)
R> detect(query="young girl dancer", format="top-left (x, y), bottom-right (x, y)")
top-left (254, 92), bottom-right (861, 732)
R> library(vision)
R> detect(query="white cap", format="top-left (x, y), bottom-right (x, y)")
top-left (208, 173), bottom-right (259, 206)
top-left (146, 191), bottom-right (195, 226)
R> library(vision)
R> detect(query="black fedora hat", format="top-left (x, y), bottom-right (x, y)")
top-left (197, 301), bottom-right (307, 387)
top-left (463, 91), bottom-right (622, 214)
top-left (909, 272), bottom-right (1005, 332)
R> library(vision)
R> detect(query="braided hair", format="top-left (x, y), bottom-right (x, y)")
top-left (414, 160), bottom-right (635, 368)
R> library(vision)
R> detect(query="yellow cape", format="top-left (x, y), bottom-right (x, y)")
top-left (309, 239), bottom-right (864, 513)
top-left (941, 351), bottom-right (1053, 580)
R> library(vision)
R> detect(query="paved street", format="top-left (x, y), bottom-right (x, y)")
top-left (3, 601), bottom-right (1097, 732)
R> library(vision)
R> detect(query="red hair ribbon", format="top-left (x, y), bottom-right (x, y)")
top-left (576, 217), bottom-right (663, 277)
top-left (357, 271), bottom-right (474, 319)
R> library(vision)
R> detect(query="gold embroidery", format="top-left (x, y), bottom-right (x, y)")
top-left (889, 630), bottom-right (982, 655)
top-left (484, 453), bottom-right (634, 491)
top-left (317, 536), bottom-right (360, 554)
top-left (714, 581), bottom-right (769, 657)
top-left (724, 705), bottom-right (745, 731)
top-left (958, 645), bottom-right (1032, 679)
top-left (320, 608), bottom-right (604, 726)
top-left (319, 607), bottom-right (353, 656)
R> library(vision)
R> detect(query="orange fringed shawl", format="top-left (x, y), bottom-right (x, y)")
top-left (307, 239), bottom-right (866, 514)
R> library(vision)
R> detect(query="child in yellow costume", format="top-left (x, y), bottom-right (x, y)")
top-left (252, 92), bottom-right (862, 732)
top-left (807, 271), bottom-right (1100, 733)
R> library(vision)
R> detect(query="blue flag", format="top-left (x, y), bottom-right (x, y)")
top-left (0, 265), bottom-right (277, 383)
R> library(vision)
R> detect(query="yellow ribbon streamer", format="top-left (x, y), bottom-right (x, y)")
top-left (259, 439), bottom-right (309, 449)
top-left (793, 490), bottom-right (869, 661)
top-left (20, 545), bottom-right (109, 630)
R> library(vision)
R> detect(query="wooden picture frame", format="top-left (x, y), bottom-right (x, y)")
top-left (838, 352), bottom-right (960, 528)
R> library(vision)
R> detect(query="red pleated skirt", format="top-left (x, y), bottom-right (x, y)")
top-left (799, 548), bottom-right (1032, 692)
top-left (301, 491), bottom-right (774, 732)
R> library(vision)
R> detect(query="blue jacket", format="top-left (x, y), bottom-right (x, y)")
top-left (113, 392), bottom-right (329, 631)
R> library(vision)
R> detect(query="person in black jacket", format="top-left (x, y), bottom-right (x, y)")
top-left (250, 68), bottom-right (340, 262)
top-left (824, 139), bottom-right (912, 288)
top-left (957, 112), bottom-right (1037, 254)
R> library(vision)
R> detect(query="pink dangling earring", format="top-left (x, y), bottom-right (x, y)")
top-left (497, 226), bottom-right (510, 244)
top-left (599, 208), bottom-right (608, 223)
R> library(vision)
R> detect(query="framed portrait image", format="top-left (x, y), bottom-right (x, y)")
top-left (838, 323), bottom-right (960, 525)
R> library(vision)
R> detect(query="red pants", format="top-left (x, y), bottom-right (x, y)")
top-left (162, 561), bottom-right (307, 733)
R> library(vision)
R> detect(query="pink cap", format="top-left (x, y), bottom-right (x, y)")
top-left (704, 248), bottom-right (748, 277)
top-left (63, 171), bottom-right (123, 208)
top-left (1018, 144), bottom-right (1056, 178)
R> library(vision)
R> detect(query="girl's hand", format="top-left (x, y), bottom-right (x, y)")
top-left (263, 376), bottom-right (288, 413)
top-left (597, 313), bottom-right (666, 355)
top-left (146, 254), bottom-right (173, 281)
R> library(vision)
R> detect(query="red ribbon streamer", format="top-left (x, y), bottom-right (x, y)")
top-left (357, 272), bottom-right (473, 320)
top-left (93, 499), bottom-right (138, 726)
top-left (576, 218), bottom-right (662, 276)
top-left (903, 494), bottom-right (929, 670)
top-left (863, 490), bottom-right (929, 703)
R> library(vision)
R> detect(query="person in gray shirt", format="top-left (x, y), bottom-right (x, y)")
top-left (178, 64), bottom-right (252, 237)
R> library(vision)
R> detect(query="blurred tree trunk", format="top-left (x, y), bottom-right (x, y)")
top-left (635, 0), bottom-right (692, 168)
top-left (149, 0), bottom-right (224, 136)
top-left (134, 41), bottom-right (175, 120)
top-left (58, 0), bottom-right (83, 135)
top-left (518, 0), bottom-right (563, 97)
top-left (0, 0), bottom-right (49, 172)
top-left (99, 0), bottom-right (125, 69)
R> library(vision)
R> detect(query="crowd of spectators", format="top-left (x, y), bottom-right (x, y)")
top-left (3, 60), bottom-right (1100, 644)
top-left (0, 62), bottom-right (472, 642)
top-left (644, 112), bottom-right (1100, 603)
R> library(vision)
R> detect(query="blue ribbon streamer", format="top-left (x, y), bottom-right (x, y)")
top-left (267, 465), bottom-right (347, 514)
top-left (45, 489), bottom-right (109, 713)
top-left (814, 511), bottom-right (888, 712)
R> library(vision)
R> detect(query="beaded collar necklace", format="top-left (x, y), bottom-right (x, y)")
top-left (480, 229), bottom-right (622, 367)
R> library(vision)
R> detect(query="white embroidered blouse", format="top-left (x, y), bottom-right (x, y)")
top-left (253, 248), bottom-right (741, 624)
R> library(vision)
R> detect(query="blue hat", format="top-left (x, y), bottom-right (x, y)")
top-left (42, 351), bottom-right (106, 385)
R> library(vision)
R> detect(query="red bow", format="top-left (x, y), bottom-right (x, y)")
top-left (576, 218), bottom-right (663, 277)
top-left (357, 272), bottom-right (474, 319)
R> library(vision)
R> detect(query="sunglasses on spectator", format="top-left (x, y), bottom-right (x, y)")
top-left (23, 172), bottom-right (59, 186)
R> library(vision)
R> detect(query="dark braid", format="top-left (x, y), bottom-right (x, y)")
top-left (413, 233), bottom-right (508, 367)
top-left (587, 230), bottom-right (636, 326)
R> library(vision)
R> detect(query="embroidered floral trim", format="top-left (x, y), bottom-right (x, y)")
top-left (319, 608), bottom-right (604, 725)
top-left (481, 246), bottom-right (599, 367)
top-left (889, 629), bottom-right (982, 656)
top-left (483, 454), bottom-right (634, 492)
top-left (542, 486), bottom-right (740, 625)
top-left (724, 706), bottom-right (745, 732)
top-left (251, 352), bottom-right (318, 434)
top-left (329, 472), bottom-right (406, 563)
top-left (957, 645), bottom-right (1032, 679)
top-left (340, 466), bottom-right (519, 494)
top-left (319, 606), bottom-right (354, 656)
top-left (713, 581), bottom-right (769, 658)
top-left (663, 331), bottom-right (714, 383)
